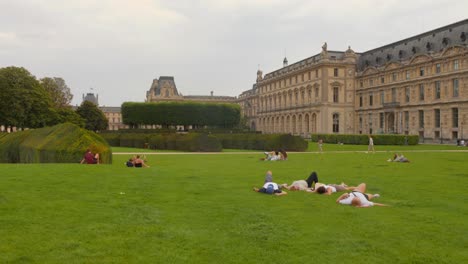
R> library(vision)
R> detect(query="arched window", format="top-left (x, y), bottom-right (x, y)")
top-left (333, 113), bottom-right (339, 133)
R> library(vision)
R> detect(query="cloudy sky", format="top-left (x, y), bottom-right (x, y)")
top-left (1, 0), bottom-right (467, 106)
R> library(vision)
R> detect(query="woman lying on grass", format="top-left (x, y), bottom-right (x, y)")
top-left (310, 182), bottom-right (360, 195)
top-left (335, 183), bottom-right (387, 207)
top-left (281, 171), bottom-right (319, 191)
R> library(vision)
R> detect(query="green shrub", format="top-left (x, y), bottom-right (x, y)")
top-left (213, 133), bottom-right (307, 151)
top-left (0, 123), bottom-right (112, 163)
top-left (310, 133), bottom-right (419, 145)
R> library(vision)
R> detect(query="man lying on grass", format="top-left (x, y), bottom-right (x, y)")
top-left (253, 171), bottom-right (287, 196)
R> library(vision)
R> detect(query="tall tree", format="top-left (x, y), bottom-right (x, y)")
top-left (40, 77), bottom-right (73, 108)
top-left (76, 101), bottom-right (108, 132)
top-left (0, 66), bottom-right (56, 128)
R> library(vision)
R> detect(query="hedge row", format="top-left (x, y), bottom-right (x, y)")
top-left (0, 123), bottom-right (112, 163)
top-left (310, 133), bottom-right (419, 145)
top-left (100, 133), bottom-right (222, 152)
top-left (102, 128), bottom-right (259, 134)
top-left (121, 101), bottom-right (240, 128)
top-left (101, 132), bottom-right (308, 152)
top-left (213, 134), bottom-right (308, 151)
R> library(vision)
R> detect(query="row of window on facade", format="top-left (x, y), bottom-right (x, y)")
top-left (261, 68), bottom-right (342, 93)
top-left (359, 108), bottom-right (460, 131)
top-left (260, 86), bottom-right (343, 111)
top-left (359, 78), bottom-right (460, 107)
top-left (359, 59), bottom-right (461, 88)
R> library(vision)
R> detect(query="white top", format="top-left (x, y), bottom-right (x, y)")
top-left (263, 182), bottom-right (279, 190)
top-left (339, 192), bottom-right (374, 207)
top-left (369, 138), bottom-right (374, 145)
top-left (291, 180), bottom-right (309, 190)
top-left (324, 185), bottom-right (337, 193)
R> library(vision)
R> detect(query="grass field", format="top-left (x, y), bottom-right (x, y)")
top-left (1, 145), bottom-right (468, 263)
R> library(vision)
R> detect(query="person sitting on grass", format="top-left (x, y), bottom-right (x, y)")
top-left (133, 155), bottom-right (149, 168)
top-left (336, 183), bottom-right (387, 207)
top-left (261, 151), bottom-right (281, 161)
top-left (80, 149), bottom-right (99, 164)
top-left (310, 182), bottom-right (360, 195)
top-left (126, 156), bottom-right (135, 167)
top-left (253, 182), bottom-right (287, 196)
top-left (387, 153), bottom-right (410, 163)
top-left (281, 171), bottom-right (319, 191)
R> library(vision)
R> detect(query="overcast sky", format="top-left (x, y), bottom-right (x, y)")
top-left (1, 0), bottom-right (467, 106)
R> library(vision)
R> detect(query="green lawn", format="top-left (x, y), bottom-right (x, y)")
top-left (1, 148), bottom-right (467, 263)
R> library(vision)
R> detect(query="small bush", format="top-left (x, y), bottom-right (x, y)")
top-left (310, 133), bottom-right (419, 145)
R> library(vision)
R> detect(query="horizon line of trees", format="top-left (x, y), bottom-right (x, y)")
top-left (0, 66), bottom-right (108, 132)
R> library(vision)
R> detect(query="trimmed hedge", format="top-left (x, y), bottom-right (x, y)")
top-left (0, 123), bottom-right (112, 163)
top-left (213, 134), bottom-right (308, 151)
top-left (121, 101), bottom-right (240, 128)
top-left (310, 133), bottom-right (419, 145)
top-left (100, 132), bottom-right (307, 151)
top-left (100, 132), bottom-right (222, 152)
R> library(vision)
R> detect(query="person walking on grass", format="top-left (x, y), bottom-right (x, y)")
top-left (368, 135), bottom-right (375, 153)
top-left (318, 139), bottom-right (323, 153)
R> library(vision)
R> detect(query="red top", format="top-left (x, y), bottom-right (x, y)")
top-left (84, 152), bottom-right (96, 164)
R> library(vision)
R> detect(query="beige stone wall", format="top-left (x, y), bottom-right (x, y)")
top-left (253, 55), bottom-right (357, 137)
top-left (239, 43), bottom-right (467, 143)
top-left (355, 46), bottom-right (468, 142)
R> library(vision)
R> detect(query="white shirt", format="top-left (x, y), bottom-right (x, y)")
top-left (339, 192), bottom-right (374, 207)
top-left (324, 185), bottom-right (337, 193)
top-left (263, 182), bottom-right (279, 190)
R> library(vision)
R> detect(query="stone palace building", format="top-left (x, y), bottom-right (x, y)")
top-left (145, 76), bottom-right (236, 103)
top-left (238, 19), bottom-right (468, 143)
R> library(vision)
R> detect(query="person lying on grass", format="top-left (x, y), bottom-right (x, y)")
top-left (253, 182), bottom-right (287, 196)
top-left (255, 171), bottom-right (287, 196)
top-left (309, 182), bottom-right (360, 195)
top-left (387, 153), bottom-right (410, 163)
top-left (335, 183), bottom-right (387, 207)
top-left (261, 151), bottom-right (285, 161)
top-left (281, 171), bottom-right (319, 191)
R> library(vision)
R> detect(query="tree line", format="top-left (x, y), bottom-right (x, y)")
top-left (0, 66), bottom-right (108, 131)
top-left (121, 101), bottom-right (241, 129)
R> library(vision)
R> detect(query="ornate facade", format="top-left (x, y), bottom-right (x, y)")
top-left (146, 76), bottom-right (236, 103)
top-left (239, 19), bottom-right (468, 143)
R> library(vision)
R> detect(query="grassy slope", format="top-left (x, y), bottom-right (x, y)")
top-left (0, 150), bottom-right (467, 263)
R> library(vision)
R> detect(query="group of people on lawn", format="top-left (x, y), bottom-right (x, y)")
top-left (253, 171), bottom-right (387, 208)
top-left (262, 149), bottom-right (288, 161)
top-left (80, 149), bottom-right (149, 168)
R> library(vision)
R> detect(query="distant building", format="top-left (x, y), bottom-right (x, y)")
top-left (82, 93), bottom-right (99, 105)
top-left (146, 76), bottom-right (237, 103)
top-left (81, 92), bottom-right (128, 131)
top-left (237, 19), bottom-right (468, 143)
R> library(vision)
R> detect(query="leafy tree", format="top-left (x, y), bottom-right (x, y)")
top-left (0, 66), bottom-right (56, 128)
top-left (55, 108), bottom-right (85, 127)
top-left (40, 77), bottom-right (73, 108)
top-left (76, 101), bottom-right (108, 131)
